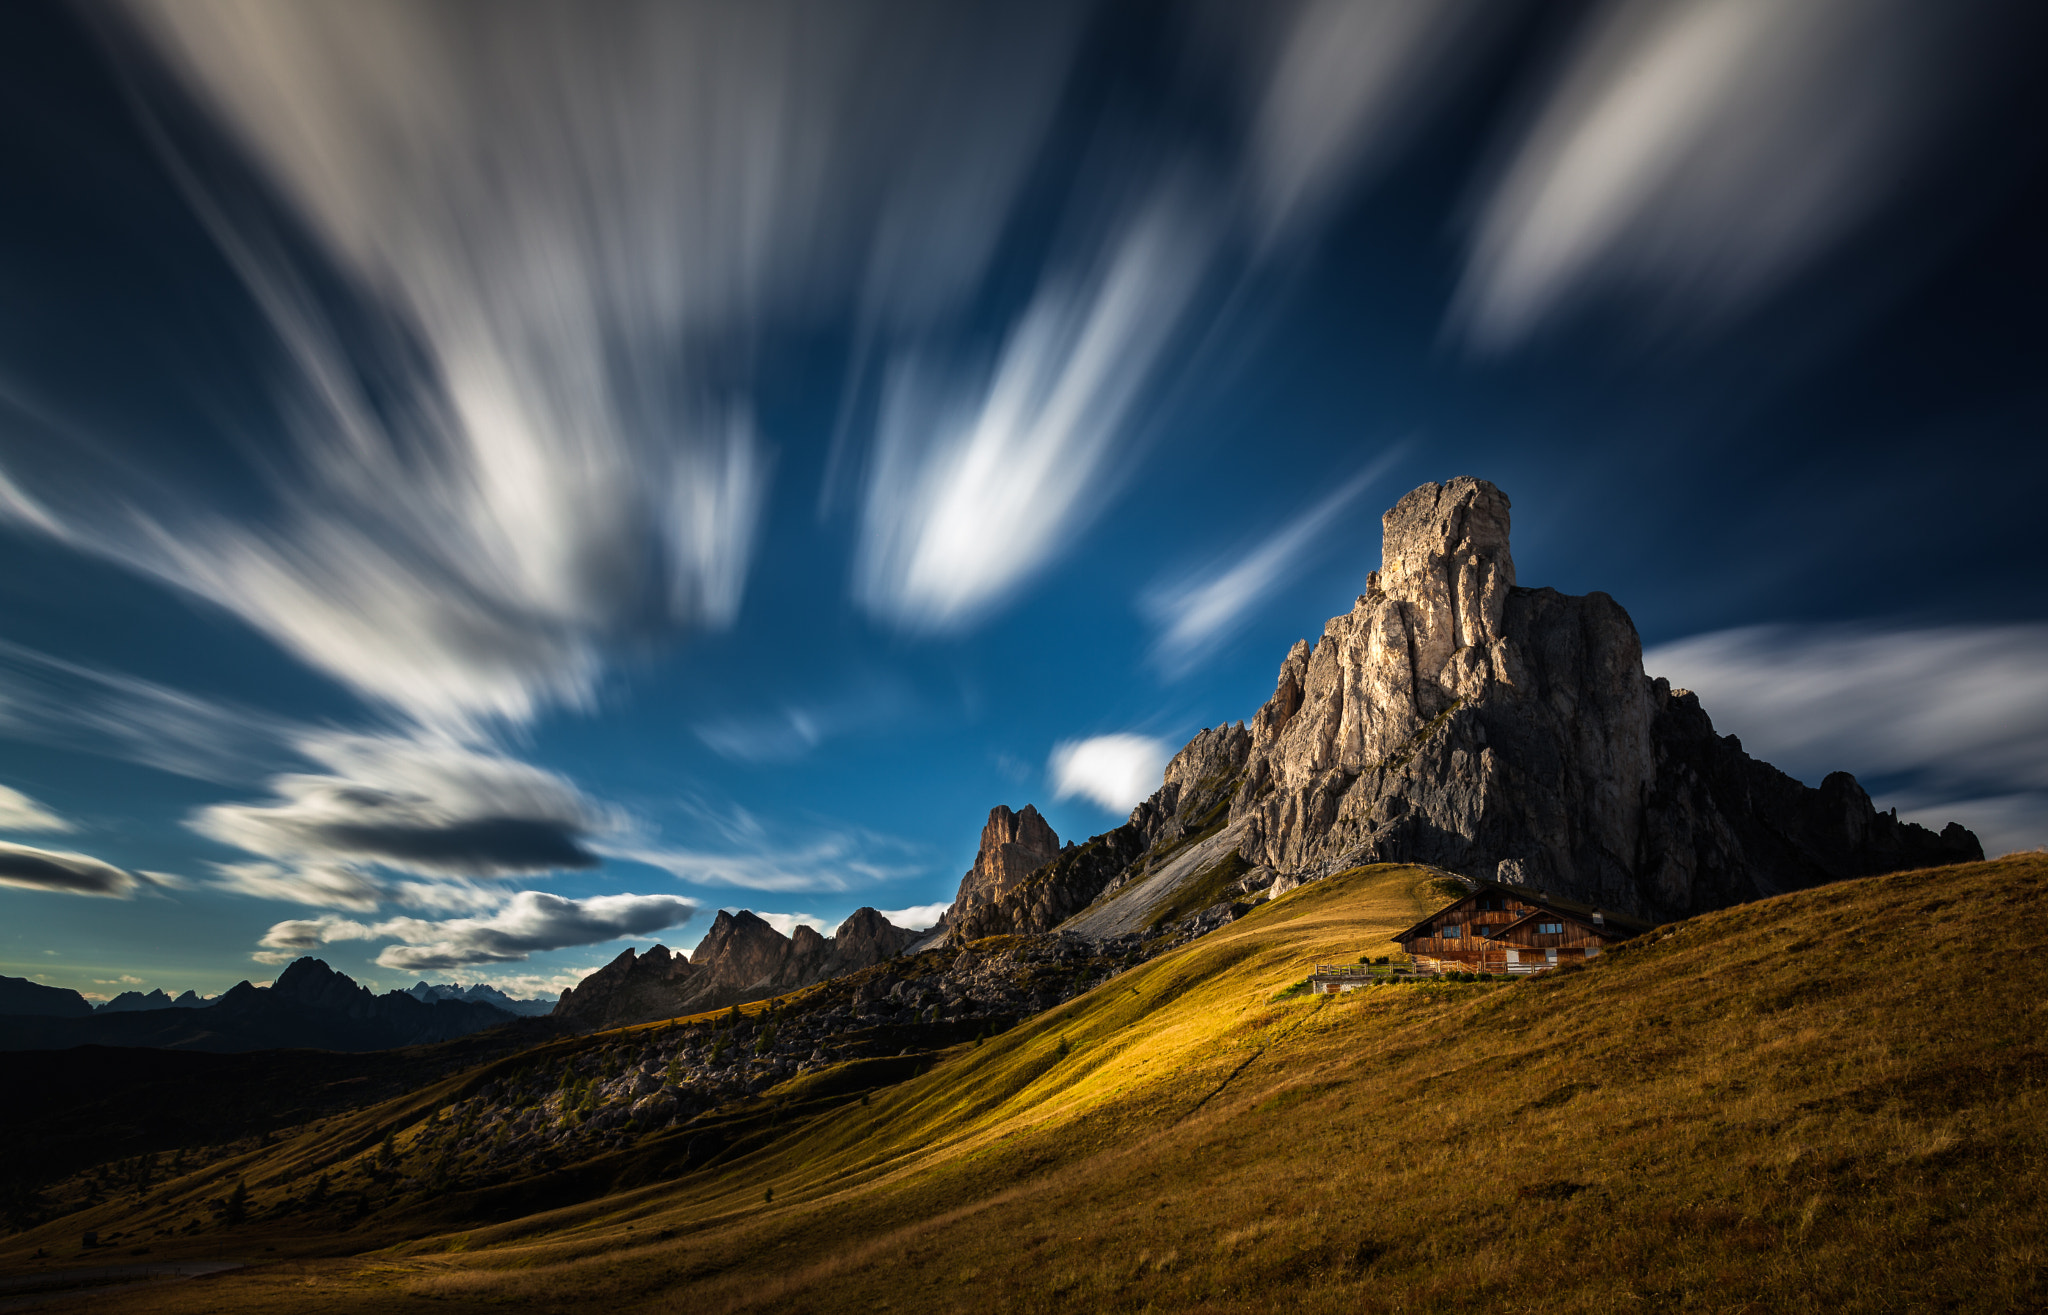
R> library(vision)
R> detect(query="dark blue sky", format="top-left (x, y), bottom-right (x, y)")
top-left (2, 0), bottom-right (2043, 1001)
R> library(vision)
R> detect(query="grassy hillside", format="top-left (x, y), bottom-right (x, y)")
top-left (8, 856), bottom-right (2045, 1312)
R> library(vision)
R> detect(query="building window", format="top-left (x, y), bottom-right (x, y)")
top-left (1536, 921), bottom-right (1563, 934)
top-left (1441, 925), bottom-right (1462, 938)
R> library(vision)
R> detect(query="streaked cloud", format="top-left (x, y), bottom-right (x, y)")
top-left (1458, 0), bottom-right (1994, 345)
top-left (1143, 450), bottom-right (1404, 677)
top-left (1050, 734), bottom-right (1171, 813)
top-left (370, 892), bottom-right (695, 973)
top-left (1244, 0), bottom-right (1496, 246)
top-left (0, 840), bottom-right (142, 899)
top-left (0, 640), bottom-right (300, 785)
top-left (0, 1), bottom-right (1096, 729)
top-left (878, 901), bottom-right (951, 931)
top-left (0, 784), bottom-right (72, 834)
top-left (1643, 623), bottom-right (2048, 855)
top-left (607, 834), bottom-right (919, 896)
top-left (856, 192), bottom-right (1215, 631)
top-left (692, 675), bottom-right (916, 764)
top-left (256, 890), bottom-right (694, 971)
top-left (195, 731), bottom-right (615, 911)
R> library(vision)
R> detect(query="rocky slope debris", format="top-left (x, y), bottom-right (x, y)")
top-left (939, 477), bottom-right (1981, 934)
top-left (552, 906), bottom-right (919, 1031)
top-left (942, 736), bottom-right (1254, 944)
top-left (365, 931), bottom-right (1155, 1184)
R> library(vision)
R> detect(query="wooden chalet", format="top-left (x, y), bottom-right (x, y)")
top-left (1393, 880), bottom-right (1655, 974)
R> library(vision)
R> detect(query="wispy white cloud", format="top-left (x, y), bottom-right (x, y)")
top-left (878, 901), bottom-right (950, 931)
top-left (0, 639), bottom-right (300, 785)
top-left (0, 784), bottom-right (72, 833)
top-left (856, 191), bottom-right (1215, 631)
top-left (255, 890), bottom-right (694, 971)
top-left (1243, 0), bottom-right (1496, 247)
top-left (193, 730), bottom-right (612, 876)
top-left (606, 832), bottom-right (920, 896)
top-left (211, 860), bottom-right (387, 914)
top-left (692, 675), bottom-right (916, 764)
top-left (0, 0), bottom-right (1098, 729)
top-left (1143, 450), bottom-right (1404, 677)
top-left (1457, 0), bottom-right (1989, 346)
top-left (1643, 623), bottom-right (2048, 855)
top-left (1050, 734), bottom-right (1171, 813)
top-left (195, 730), bottom-right (620, 913)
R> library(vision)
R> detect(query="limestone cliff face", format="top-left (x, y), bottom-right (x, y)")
top-left (943, 475), bottom-right (1983, 938)
top-left (551, 944), bottom-right (697, 1030)
top-left (1222, 476), bottom-right (1979, 917)
top-left (551, 906), bottom-right (918, 1031)
top-left (943, 805), bottom-right (1062, 938)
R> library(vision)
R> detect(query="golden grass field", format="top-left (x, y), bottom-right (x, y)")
top-left (6, 855), bottom-right (2045, 1312)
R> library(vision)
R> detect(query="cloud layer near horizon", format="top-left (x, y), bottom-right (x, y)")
top-left (256, 889), bottom-right (694, 971)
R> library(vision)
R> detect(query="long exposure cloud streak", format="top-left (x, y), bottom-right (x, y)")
top-left (1146, 452), bottom-right (1402, 676)
top-left (1459, 0), bottom-right (1973, 345)
top-left (0, 1), bottom-right (1094, 727)
top-left (858, 198), bottom-right (1211, 631)
top-left (254, 890), bottom-right (694, 971)
top-left (1247, 0), bottom-right (1491, 245)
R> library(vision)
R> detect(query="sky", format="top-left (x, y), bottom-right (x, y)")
top-left (2, 0), bottom-right (2044, 1002)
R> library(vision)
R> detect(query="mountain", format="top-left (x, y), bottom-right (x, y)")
top-left (95, 988), bottom-right (213, 1013)
top-left (406, 981), bottom-right (556, 1016)
top-left (940, 477), bottom-right (1981, 940)
top-left (16, 853), bottom-right (2042, 1312)
top-left (0, 973), bottom-right (92, 1018)
top-left (552, 906), bottom-right (919, 1030)
top-left (0, 957), bottom-right (515, 1052)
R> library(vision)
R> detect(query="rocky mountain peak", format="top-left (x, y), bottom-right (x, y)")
top-left (551, 906), bottom-right (918, 1031)
top-left (947, 805), bottom-right (1061, 926)
top-left (942, 476), bottom-right (1984, 936)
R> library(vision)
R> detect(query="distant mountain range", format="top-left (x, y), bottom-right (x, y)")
top-left (96, 988), bottom-right (214, 1013)
top-left (405, 981), bottom-right (556, 1016)
top-left (0, 958), bottom-right (520, 1052)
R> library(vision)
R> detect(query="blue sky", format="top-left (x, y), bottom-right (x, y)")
top-left (2, 0), bottom-right (2044, 1001)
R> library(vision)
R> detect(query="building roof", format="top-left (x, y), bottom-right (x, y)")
top-left (1391, 878), bottom-right (1658, 944)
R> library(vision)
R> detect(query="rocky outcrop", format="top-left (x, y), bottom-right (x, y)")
top-left (945, 806), bottom-right (1061, 932)
top-left (946, 729), bottom-right (1254, 943)
top-left (944, 476), bottom-right (1981, 938)
top-left (551, 907), bottom-right (920, 1031)
top-left (551, 945), bottom-right (699, 1029)
top-left (1132, 476), bottom-right (1982, 920)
